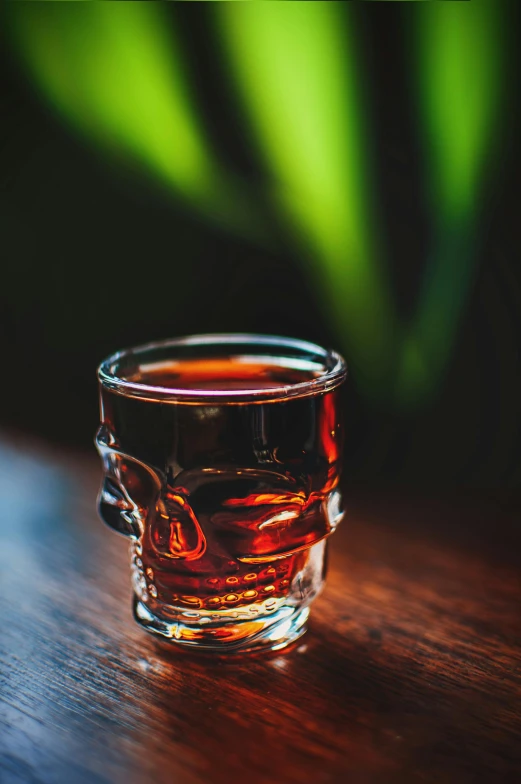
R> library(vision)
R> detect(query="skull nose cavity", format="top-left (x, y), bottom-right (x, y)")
top-left (153, 494), bottom-right (206, 560)
top-left (168, 513), bottom-right (200, 558)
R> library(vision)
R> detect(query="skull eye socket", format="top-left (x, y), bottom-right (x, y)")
top-left (118, 462), bottom-right (147, 503)
top-left (181, 478), bottom-right (306, 536)
top-left (187, 476), bottom-right (305, 512)
top-left (101, 449), bottom-right (161, 517)
top-left (102, 475), bottom-right (128, 507)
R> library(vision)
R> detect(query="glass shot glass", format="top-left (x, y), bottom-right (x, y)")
top-left (95, 334), bottom-right (346, 653)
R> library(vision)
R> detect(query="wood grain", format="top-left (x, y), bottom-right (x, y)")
top-left (1, 434), bottom-right (520, 784)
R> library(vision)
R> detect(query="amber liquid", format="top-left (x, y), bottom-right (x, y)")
top-left (99, 357), bottom-right (343, 617)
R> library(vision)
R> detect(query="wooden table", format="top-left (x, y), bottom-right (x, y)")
top-left (1, 434), bottom-right (520, 784)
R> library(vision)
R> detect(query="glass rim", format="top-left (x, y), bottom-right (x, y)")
top-left (98, 333), bottom-right (347, 403)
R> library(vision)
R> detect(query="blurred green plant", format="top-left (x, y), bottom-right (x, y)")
top-left (6, 1), bottom-right (505, 408)
top-left (396, 0), bottom-right (504, 403)
top-left (6, 3), bottom-right (265, 241)
top-left (215, 3), bottom-right (396, 395)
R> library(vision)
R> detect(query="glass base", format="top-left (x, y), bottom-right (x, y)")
top-left (133, 594), bottom-right (309, 654)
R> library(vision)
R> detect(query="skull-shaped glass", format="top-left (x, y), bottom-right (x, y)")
top-left (96, 334), bottom-right (346, 653)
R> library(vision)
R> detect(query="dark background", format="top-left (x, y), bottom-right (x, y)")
top-left (1, 4), bottom-right (520, 488)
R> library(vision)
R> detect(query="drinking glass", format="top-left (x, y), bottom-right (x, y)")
top-left (96, 334), bottom-right (346, 653)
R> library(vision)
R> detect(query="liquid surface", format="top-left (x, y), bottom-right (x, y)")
top-left (126, 357), bottom-right (324, 392)
top-left (98, 355), bottom-right (344, 618)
